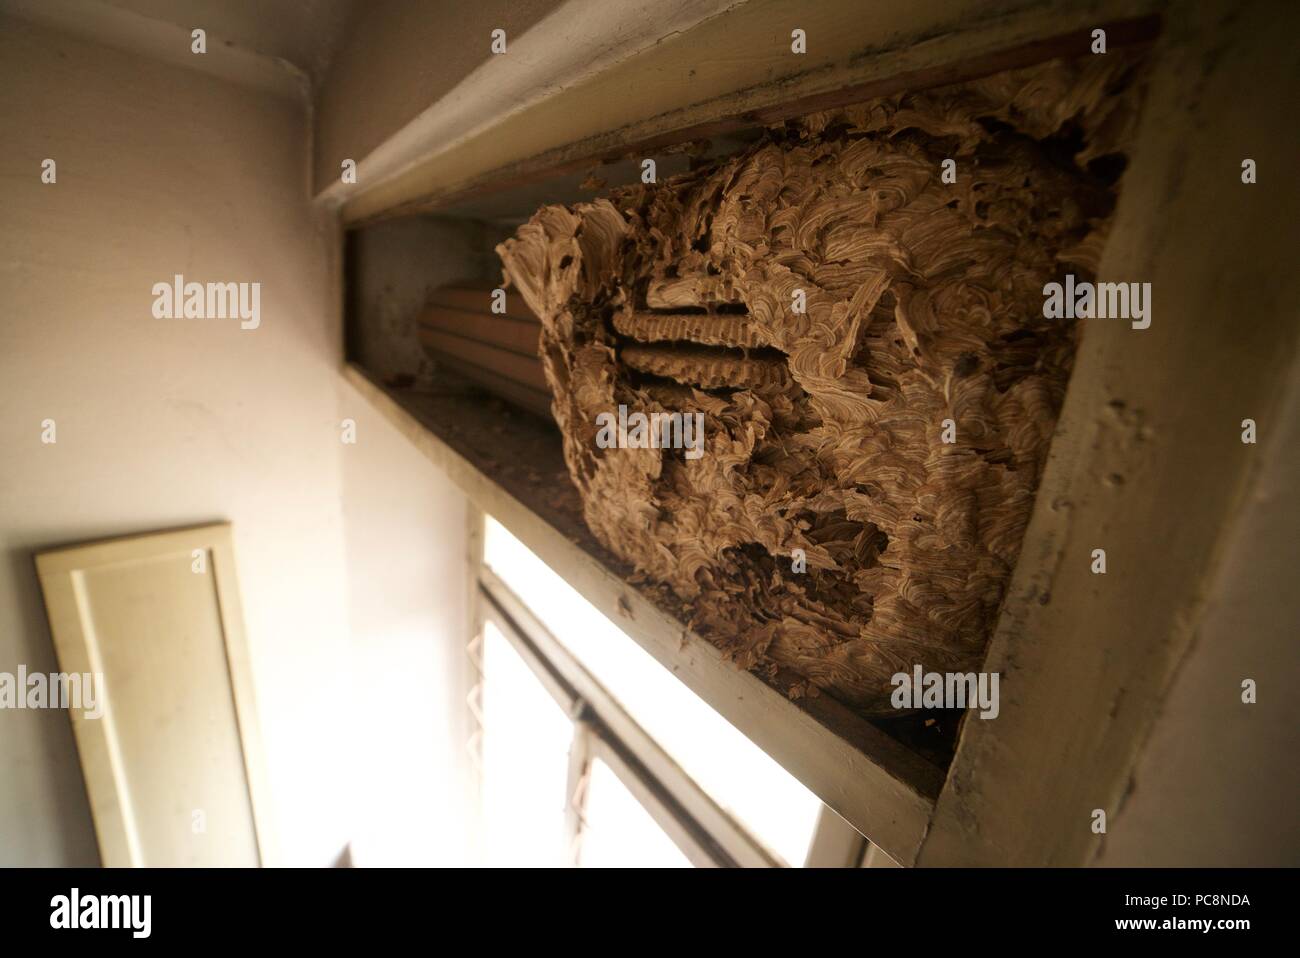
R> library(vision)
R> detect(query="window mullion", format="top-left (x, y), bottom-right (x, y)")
top-left (479, 568), bottom-right (781, 867)
top-left (564, 712), bottom-right (594, 867)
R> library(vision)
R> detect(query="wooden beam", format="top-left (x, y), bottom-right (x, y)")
top-left (419, 307), bottom-right (542, 358)
top-left (417, 327), bottom-right (549, 391)
top-left (340, 2), bottom-right (1161, 225)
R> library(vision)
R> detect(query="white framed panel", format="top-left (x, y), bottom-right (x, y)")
top-left (35, 523), bottom-right (274, 867)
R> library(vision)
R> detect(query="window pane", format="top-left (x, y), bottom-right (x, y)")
top-left (484, 517), bottom-right (824, 866)
top-left (480, 620), bottom-right (573, 867)
top-left (577, 758), bottom-right (692, 868)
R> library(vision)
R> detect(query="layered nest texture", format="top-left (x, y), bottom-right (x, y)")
top-left (497, 53), bottom-right (1145, 713)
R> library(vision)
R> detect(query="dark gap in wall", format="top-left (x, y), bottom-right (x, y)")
top-left (639, 302), bottom-right (751, 315)
top-left (342, 229), bottom-right (364, 368)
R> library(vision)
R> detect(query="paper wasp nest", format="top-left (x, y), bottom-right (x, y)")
top-left (498, 54), bottom-right (1143, 713)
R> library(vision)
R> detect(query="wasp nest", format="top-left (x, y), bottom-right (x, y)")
top-left (498, 53), bottom-right (1144, 713)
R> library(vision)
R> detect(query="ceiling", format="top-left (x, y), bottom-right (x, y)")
top-left (0, 0), bottom-right (356, 88)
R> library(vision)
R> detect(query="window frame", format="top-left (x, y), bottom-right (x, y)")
top-left (472, 517), bottom-right (874, 867)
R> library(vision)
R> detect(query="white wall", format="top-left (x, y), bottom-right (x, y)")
top-left (0, 13), bottom-right (470, 866)
top-left (338, 387), bottom-right (474, 867)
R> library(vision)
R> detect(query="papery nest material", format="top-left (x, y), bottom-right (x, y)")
top-left (498, 53), bottom-right (1145, 714)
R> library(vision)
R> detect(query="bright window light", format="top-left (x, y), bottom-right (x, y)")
top-left (576, 758), bottom-right (691, 868)
top-left (484, 517), bottom-right (824, 866)
top-left (480, 620), bottom-right (572, 867)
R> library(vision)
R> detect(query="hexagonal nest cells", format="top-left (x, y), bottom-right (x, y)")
top-left (497, 52), bottom-right (1146, 714)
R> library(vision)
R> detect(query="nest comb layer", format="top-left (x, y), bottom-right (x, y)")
top-left (497, 53), bottom-right (1144, 713)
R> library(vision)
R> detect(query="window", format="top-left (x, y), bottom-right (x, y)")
top-left (470, 515), bottom-right (873, 867)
